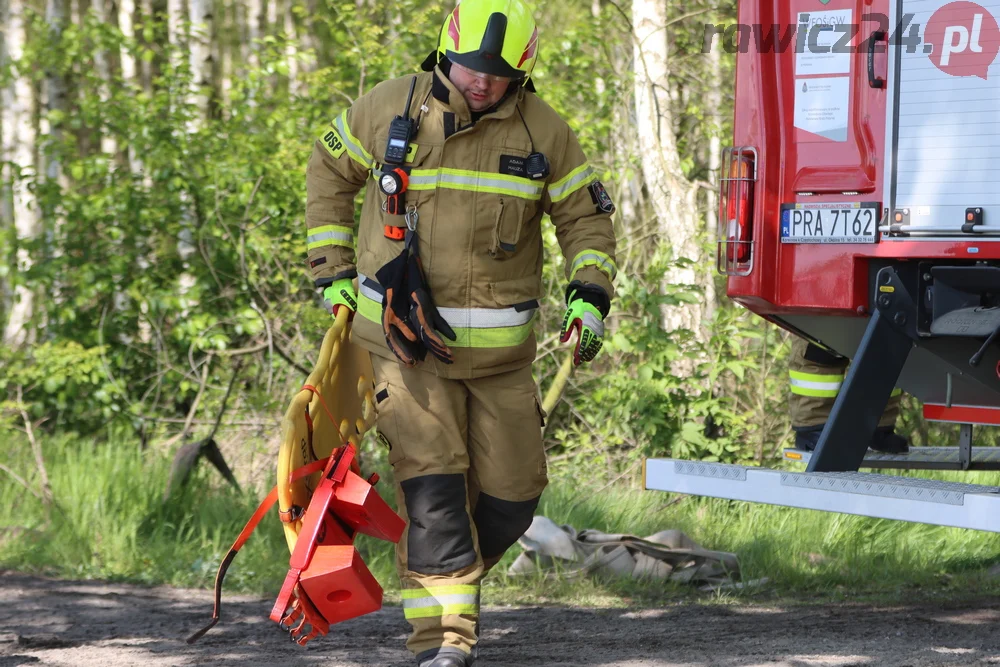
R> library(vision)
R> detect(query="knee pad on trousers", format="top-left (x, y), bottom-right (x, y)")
top-left (473, 493), bottom-right (541, 561)
top-left (400, 473), bottom-right (476, 574)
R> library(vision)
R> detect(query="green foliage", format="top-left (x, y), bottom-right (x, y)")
top-left (0, 341), bottom-right (128, 435)
top-left (1, 0), bottom-right (774, 476)
top-left (3, 434), bottom-right (999, 605)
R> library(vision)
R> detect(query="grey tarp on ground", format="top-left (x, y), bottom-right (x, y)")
top-left (507, 516), bottom-right (742, 590)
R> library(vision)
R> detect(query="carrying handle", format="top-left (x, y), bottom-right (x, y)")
top-left (868, 30), bottom-right (886, 88)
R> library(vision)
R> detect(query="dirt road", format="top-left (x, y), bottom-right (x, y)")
top-left (2, 572), bottom-right (1000, 666)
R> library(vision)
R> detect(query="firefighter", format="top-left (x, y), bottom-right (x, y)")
top-left (305, 1), bottom-right (617, 665)
top-left (788, 337), bottom-right (909, 453)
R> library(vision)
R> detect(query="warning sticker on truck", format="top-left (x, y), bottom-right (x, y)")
top-left (796, 9), bottom-right (852, 76)
top-left (794, 76), bottom-right (849, 142)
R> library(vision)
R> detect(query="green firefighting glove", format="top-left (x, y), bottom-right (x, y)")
top-left (322, 278), bottom-right (358, 318)
top-left (560, 283), bottom-right (609, 366)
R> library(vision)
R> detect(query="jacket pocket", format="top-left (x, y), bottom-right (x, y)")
top-left (373, 379), bottom-right (406, 467)
top-left (488, 196), bottom-right (529, 260)
top-left (489, 273), bottom-right (542, 308)
top-left (533, 393), bottom-right (547, 429)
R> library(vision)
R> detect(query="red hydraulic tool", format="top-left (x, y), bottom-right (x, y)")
top-left (189, 311), bottom-right (404, 645)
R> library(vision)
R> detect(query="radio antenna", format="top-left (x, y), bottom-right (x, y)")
top-left (403, 77), bottom-right (417, 121)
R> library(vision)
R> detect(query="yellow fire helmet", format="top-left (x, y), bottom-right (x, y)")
top-left (435, 0), bottom-right (538, 84)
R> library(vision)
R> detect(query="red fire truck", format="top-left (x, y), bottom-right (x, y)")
top-left (645, 0), bottom-right (1000, 531)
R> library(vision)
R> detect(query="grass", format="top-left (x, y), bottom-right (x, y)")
top-left (3, 434), bottom-right (1000, 609)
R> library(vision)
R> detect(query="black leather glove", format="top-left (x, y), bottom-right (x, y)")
top-left (375, 249), bottom-right (425, 366)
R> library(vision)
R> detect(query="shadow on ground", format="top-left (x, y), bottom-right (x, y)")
top-left (2, 572), bottom-right (1000, 666)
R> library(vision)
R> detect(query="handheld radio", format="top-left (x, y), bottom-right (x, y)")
top-left (383, 77), bottom-right (417, 166)
top-left (380, 77), bottom-right (417, 226)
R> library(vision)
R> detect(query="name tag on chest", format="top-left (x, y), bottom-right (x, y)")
top-left (500, 155), bottom-right (528, 178)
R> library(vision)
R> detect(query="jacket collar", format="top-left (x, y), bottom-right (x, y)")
top-left (431, 66), bottom-right (522, 127)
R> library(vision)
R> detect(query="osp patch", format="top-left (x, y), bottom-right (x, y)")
top-left (321, 125), bottom-right (347, 159)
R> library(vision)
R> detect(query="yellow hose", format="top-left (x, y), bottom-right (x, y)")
top-left (275, 310), bottom-right (376, 554)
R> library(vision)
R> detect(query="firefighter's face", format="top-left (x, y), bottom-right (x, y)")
top-left (449, 62), bottom-right (511, 111)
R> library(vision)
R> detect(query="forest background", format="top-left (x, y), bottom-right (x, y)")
top-left (2, 0), bottom-right (996, 602)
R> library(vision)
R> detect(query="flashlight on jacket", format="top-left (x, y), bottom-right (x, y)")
top-left (379, 167), bottom-right (409, 216)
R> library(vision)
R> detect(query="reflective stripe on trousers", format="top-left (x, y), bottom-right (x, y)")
top-left (788, 369), bottom-right (844, 398)
top-left (401, 584), bottom-right (480, 620)
top-left (789, 369), bottom-right (902, 399)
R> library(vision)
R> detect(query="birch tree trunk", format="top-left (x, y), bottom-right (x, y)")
top-left (118, 0), bottom-right (145, 174)
top-left (0, 0), bottom-right (11, 323)
top-left (92, 0), bottom-right (119, 156)
top-left (2, 0), bottom-right (40, 345)
top-left (246, 0), bottom-right (262, 69)
top-left (266, 0), bottom-right (278, 33)
top-left (167, 0), bottom-right (185, 74)
top-left (266, 0), bottom-right (280, 92)
top-left (284, 0), bottom-right (299, 95)
top-left (302, 0), bottom-right (319, 73)
top-left (216, 0), bottom-right (233, 108)
top-left (140, 0), bottom-right (154, 95)
top-left (705, 33), bottom-right (722, 298)
top-left (42, 0), bottom-right (68, 256)
top-left (600, 0), bottom-right (644, 278)
top-left (118, 0), bottom-right (137, 84)
top-left (167, 0), bottom-right (196, 302)
top-left (187, 0), bottom-right (211, 121)
top-left (632, 0), bottom-right (708, 351)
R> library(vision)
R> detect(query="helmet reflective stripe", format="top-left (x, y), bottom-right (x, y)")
top-left (517, 27), bottom-right (538, 68)
top-left (447, 6), bottom-right (461, 50)
top-left (437, 0), bottom-right (538, 81)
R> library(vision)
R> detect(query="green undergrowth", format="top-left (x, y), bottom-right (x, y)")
top-left (3, 435), bottom-right (1000, 608)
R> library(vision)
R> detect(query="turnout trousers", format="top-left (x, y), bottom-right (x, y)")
top-left (371, 355), bottom-right (549, 664)
top-left (788, 336), bottom-right (900, 429)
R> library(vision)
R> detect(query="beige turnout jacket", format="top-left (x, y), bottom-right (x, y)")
top-left (306, 67), bottom-right (617, 378)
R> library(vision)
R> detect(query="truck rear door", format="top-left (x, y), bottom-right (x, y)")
top-left (785, 0), bottom-right (887, 196)
top-left (886, 0), bottom-right (1000, 237)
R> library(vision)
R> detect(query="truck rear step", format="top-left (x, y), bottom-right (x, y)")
top-left (644, 459), bottom-right (1000, 532)
top-left (783, 446), bottom-right (1000, 471)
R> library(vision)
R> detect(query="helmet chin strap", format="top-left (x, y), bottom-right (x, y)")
top-left (422, 52), bottom-right (535, 94)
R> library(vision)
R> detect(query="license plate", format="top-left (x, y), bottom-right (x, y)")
top-left (780, 202), bottom-right (879, 244)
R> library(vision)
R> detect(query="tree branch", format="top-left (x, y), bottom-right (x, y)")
top-left (214, 341), bottom-right (269, 356)
top-left (162, 357), bottom-right (212, 450)
top-left (17, 386), bottom-right (52, 505)
top-left (0, 462), bottom-right (44, 502)
top-left (273, 340), bottom-right (310, 377)
top-left (205, 360), bottom-right (243, 444)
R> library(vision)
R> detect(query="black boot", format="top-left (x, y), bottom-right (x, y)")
top-left (794, 424), bottom-right (910, 454)
top-left (422, 657), bottom-right (467, 667)
top-left (793, 424), bottom-right (824, 452)
top-left (418, 650), bottom-right (471, 667)
top-left (869, 426), bottom-right (909, 454)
